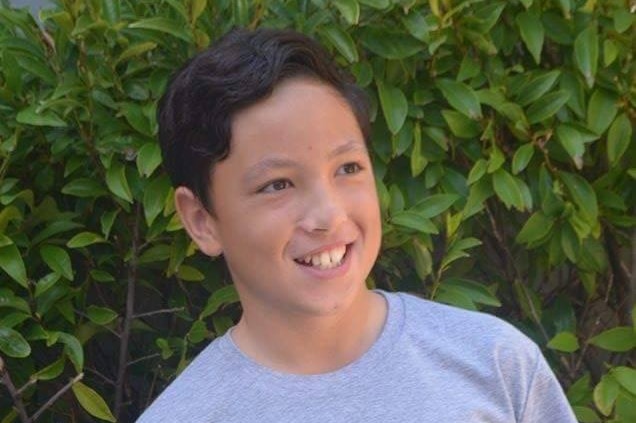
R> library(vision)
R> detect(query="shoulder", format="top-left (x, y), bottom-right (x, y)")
top-left (390, 291), bottom-right (540, 367)
top-left (135, 334), bottom-right (240, 423)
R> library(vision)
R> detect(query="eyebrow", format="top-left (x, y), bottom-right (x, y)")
top-left (243, 156), bottom-right (298, 186)
top-left (242, 139), bottom-right (366, 185)
top-left (328, 139), bottom-right (367, 159)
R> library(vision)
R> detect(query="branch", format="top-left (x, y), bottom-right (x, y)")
top-left (114, 202), bottom-right (141, 419)
top-left (127, 353), bottom-right (160, 367)
top-left (133, 307), bottom-right (184, 320)
top-left (0, 355), bottom-right (30, 423)
top-left (30, 373), bottom-right (83, 422)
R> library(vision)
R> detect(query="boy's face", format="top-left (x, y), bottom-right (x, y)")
top-left (183, 77), bottom-right (381, 317)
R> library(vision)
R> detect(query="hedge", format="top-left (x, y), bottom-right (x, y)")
top-left (0, 0), bottom-right (634, 421)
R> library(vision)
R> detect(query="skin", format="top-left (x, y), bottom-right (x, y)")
top-left (175, 77), bottom-right (386, 374)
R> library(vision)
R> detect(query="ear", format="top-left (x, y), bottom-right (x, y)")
top-left (174, 186), bottom-right (223, 257)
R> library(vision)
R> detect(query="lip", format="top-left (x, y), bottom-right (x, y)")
top-left (294, 242), bottom-right (353, 280)
top-left (294, 240), bottom-right (352, 260)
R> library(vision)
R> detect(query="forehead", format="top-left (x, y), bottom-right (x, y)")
top-left (226, 78), bottom-right (364, 163)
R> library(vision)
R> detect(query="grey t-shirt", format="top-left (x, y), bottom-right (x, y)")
top-left (136, 290), bottom-right (577, 422)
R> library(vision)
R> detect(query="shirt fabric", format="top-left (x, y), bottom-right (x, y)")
top-left (136, 290), bottom-right (577, 422)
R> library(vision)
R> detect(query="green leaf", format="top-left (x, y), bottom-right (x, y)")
top-left (16, 105), bottom-right (67, 127)
top-left (321, 24), bottom-right (358, 63)
top-left (136, 142), bottom-right (162, 178)
top-left (391, 211), bottom-right (438, 234)
top-left (358, 0), bottom-right (389, 8)
top-left (603, 39), bottom-right (618, 67)
top-left (413, 194), bottom-right (459, 218)
top-left (442, 110), bottom-right (481, 138)
top-left (516, 11), bottom-right (544, 64)
top-left (547, 331), bottom-right (579, 352)
top-left (100, 210), bottom-right (119, 239)
top-left (467, 159), bottom-right (487, 184)
top-left (442, 277), bottom-right (501, 307)
top-left (589, 327), bottom-right (636, 352)
top-left (62, 178), bottom-right (107, 198)
top-left (512, 144), bottom-right (534, 174)
top-left (0, 240), bottom-right (27, 288)
top-left (607, 114), bottom-right (632, 165)
top-left (587, 89), bottom-right (618, 135)
top-left (187, 320), bottom-right (208, 343)
top-left (412, 239), bottom-right (432, 280)
top-left (67, 232), bottom-right (106, 248)
top-left (190, 0), bottom-right (207, 23)
top-left (360, 27), bottom-right (422, 59)
top-left (436, 79), bottom-right (482, 120)
top-left (106, 161), bottom-right (133, 203)
top-left (556, 124), bottom-right (597, 169)
top-left (410, 122), bottom-right (427, 177)
top-left (594, 374), bottom-right (619, 416)
top-left (332, 0), bottom-right (359, 25)
top-left (377, 81), bottom-right (408, 134)
top-left (526, 90), bottom-right (570, 124)
top-left (57, 332), bottom-right (84, 371)
top-left (572, 406), bottom-right (600, 423)
top-left (492, 169), bottom-right (524, 211)
top-left (435, 285), bottom-right (477, 311)
top-left (143, 176), bottom-right (171, 227)
top-left (128, 17), bottom-right (192, 42)
top-left (441, 238), bottom-right (483, 270)
top-left (515, 70), bottom-right (560, 106)
top-left (0, 327), bottom-right (31, 358)
top-left (72, 382), bottom-right (116, 422)
top-left (516, 211), bottom-right (554, 245)
top-left (613, 367), bottom-right (636, 396)
top-left (87, 305), bottom-right (118, 325)
top-left (35, 356), bottom-right (66, 381)
top-left (115, 41), bottom-right (157, 65)
top-left (560, 171), bottom-right (598, 223)
top-left (200, 285), bottom-right (240, 319)
top-left (120, 103), bottom-right (153, 136)
top-left (613, 9), bottom-right (634, 33)
top-left (402, 11), bottom-right (430, 42)
top-left (35, 272), bottom-right (61, 298)
top-left (40, 245), bottom-right (73, 280)
top-left (0, 288), bottom-right (30, 313)
top-left (177, 265), bottom-right (205, 281)
top-left (574, 25), bottom-right (599, 88)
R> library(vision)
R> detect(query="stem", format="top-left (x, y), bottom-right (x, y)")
top-left (133, 307), bottom-right (184, 319)
top-left (30, 373), bottom-right (83, 422)
top-left (0, 355), bottom-right (30, 423)
top-left (114, 202), bottom-right (141, 419)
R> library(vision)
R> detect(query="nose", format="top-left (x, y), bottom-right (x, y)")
top-left (297, 182), bottom-right (347, 234)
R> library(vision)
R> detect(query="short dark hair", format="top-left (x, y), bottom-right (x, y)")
top-left (158, 28), bottom-right (370, 211)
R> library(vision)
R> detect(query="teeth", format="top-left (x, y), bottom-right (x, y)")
top-left (299, 245), bottom-right (347, 269)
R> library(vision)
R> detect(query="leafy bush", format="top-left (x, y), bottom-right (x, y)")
top-left (0, 0), bottom-right (634, 421)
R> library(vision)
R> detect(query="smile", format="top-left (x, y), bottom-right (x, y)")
top-left (294, 244), bottom-right (349, 270)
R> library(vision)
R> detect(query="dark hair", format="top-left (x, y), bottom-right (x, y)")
top-left (157, 28), bottom-right (370, 211)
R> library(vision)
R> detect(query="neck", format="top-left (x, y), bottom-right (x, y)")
top-left (231, 288), bottom-right (386, 375)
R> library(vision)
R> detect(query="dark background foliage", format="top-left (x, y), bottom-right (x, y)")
top-left (0, 0), bottom-right (634, 422)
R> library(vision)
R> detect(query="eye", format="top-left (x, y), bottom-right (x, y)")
top-left (337, 162), bottom-right (363, 175)
top-left (259, 179), bottom-right (292, 193)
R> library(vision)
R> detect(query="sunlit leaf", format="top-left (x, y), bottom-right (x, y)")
top-left (72, 382), bottom-right (116, 422)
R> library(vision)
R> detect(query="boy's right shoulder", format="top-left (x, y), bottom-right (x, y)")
top-left (135, 333), bottom-right (241, 423)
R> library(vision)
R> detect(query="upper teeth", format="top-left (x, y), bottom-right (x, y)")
top-left (300, 245), bottom-right (346, 269)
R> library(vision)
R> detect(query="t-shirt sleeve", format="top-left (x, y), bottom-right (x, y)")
top-left (518, 347), bottom-right (578, 423)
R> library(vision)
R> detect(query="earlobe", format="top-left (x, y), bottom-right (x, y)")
top-left (174, 187), bottom-right (223, 257)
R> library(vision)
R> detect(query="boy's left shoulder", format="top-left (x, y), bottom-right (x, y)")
top-left (394, 290), bottom-right (539, 357)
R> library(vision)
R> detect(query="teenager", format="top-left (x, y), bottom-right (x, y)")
top-left (136, 28), bottom-right (577, 422)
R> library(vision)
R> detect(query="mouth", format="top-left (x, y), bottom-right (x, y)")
top-left (294, 244), bottom-right (351, 270)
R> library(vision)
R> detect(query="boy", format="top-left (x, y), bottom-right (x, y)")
top-left (137, 28), bottom-right (577, 422)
